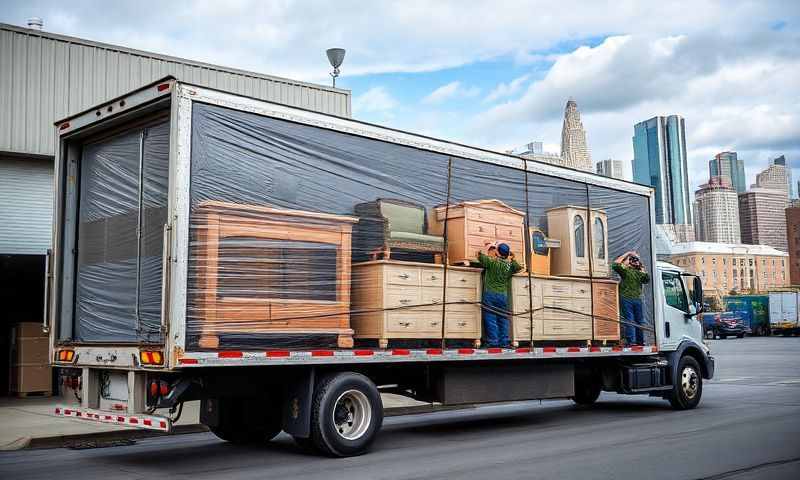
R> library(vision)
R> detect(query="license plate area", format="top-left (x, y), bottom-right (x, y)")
top-left (98, 370), bottom-right (129, 411)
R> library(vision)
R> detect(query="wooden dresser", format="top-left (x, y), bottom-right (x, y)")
top-left (430, 199), bottom-right (527, 270)
top-left (350, 260), bottom-right (482, 348)
top-left (192, 201), bottom-right (358, 349)
top-left (546, 206), bottom-right (609, 277)
top-left (510, 275), bottom-right (620, 344)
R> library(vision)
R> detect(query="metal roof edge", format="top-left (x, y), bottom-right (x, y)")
top-left (0, 22), bottom-right (350, 96)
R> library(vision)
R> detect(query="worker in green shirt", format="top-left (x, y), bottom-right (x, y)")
top-left (471, 242), bottom-right (523, 348)
top-left (613, 251), bottom-right (650, 345)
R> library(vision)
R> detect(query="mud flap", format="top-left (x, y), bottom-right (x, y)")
top-left (282, 368), bottom-right (315, 438)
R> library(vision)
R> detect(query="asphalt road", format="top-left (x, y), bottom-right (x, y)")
top-left (2, 337), bottom-right (799, 480)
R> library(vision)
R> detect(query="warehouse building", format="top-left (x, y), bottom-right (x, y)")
top-left (0, 21), bottom-right (351, 395)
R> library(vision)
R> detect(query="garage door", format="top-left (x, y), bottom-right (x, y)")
top-left (0, 156), bottom-right (54, 254)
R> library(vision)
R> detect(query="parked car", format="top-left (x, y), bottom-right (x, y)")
top-left (702, 312), bottom-right (749, 339)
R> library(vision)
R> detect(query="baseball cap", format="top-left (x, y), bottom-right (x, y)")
top-left (497, 243), bottom-right (510, 257)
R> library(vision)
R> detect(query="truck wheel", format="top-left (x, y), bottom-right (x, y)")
top-left (572, 374), bottom-right (602, 405)
top-left (209, 398), bottom-right (282, 444)
top-left (310, 372), bottom-right (383, 457)
top-left (668, 356), bottom-right (703, 410)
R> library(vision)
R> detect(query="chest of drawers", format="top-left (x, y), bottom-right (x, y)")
top-left (430, 199), bottom-right (527, 270)
top-left (510, 275), bottom-right (618, 344)
top-left (350, 261), bottom-right (483, 348)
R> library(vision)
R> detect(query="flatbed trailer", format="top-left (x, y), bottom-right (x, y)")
top-left (47, 78), bottom-right (714, 457)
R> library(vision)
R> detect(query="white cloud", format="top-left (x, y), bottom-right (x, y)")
top-left (422, 81), bottom-right (480, 104)
top-left (484, 74), bottom-right (531, 103)
top-left (353, 86), bottom-right (398, 114)
top-left (6, 0), bottom-right (787, 83)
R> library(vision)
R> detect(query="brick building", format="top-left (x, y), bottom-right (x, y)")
top-left (668, 242), bottom-right (789, 296)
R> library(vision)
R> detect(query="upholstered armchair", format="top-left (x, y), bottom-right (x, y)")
top-left (353, 199), bottom-right (445, 262)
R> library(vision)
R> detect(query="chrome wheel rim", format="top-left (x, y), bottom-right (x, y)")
top-left (681, 366), bottom-right (699, 399)
top-left (332, 389), bottom-right (371, 440)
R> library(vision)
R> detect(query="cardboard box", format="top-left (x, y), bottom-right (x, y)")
top-left (11, 337), bottom-right (50, 365)
top-left (12, 322), bottom-right (47, 339)
top-left (9, 364), bottom-right (52, 394)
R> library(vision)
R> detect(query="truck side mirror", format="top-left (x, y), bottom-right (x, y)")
top-left (692, 276), bottom-right (704, 313)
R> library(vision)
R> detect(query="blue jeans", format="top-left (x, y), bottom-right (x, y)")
top-left (482, 291), bottom-right (510, 347)
top-left (620, 297), bottom-right (644, 344)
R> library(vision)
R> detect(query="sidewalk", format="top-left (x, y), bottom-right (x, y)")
top-left (0, 393), bottom-right (428, 451)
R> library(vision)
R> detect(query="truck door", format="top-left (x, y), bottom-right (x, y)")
top-left (661, 270), bottom-right (702, 345)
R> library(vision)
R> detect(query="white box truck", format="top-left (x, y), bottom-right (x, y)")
top-left (46, 78), bottom-right (714, 457)
top-left (768, 292), bottom-right (800, 335)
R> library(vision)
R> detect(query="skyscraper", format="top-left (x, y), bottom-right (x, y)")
top-left (709, 151), bottom-right (746, 193)
top-left (560, 99), bottom-right (592, 171)
top-left (596, 159), bottom-right (624, 179)
top-left (754, 162), bottom-right (789, 199)
top-left (516, 141), bottom-right (564, 167)
top-left (632, 115), bottom-right (693, 242)
top-left (739, 188), bottom-right (788, 251)
top-left (693, 176), bottom-right (741, 243)
top-left (772, 155), bottom-right (793, 198)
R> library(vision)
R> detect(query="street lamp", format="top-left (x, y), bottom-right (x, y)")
top-left (326, 48), bottom-right (346, 88)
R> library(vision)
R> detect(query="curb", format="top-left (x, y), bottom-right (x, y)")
top-left (24, 424), bottom-right (209, 450)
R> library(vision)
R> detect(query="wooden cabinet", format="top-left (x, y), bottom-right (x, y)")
top-left (430, 199), bottom-right (527, 270)
top-left (592, 279), bottom-right (620, 341)
top-left (351, 260), bottom-right (482, 348)
top-left (589, 210), bottom-right (610, 277)
top-left (546, 206), bottom-right (609, 277)
top-left (192, 201), bottom-right (358, 349)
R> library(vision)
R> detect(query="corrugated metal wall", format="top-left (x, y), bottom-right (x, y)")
top-left (0, 23), bottom-right (352, 158)
top-left (0, 156), bottom-right (53, 254)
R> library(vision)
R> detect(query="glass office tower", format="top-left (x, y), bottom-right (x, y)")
top-left (632, 115), bottom-right (692, 226)
top-left (709, 151), bottom-right (747, 193)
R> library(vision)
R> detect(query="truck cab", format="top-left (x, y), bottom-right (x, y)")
top-left (653, 261), bottom-right (714, 408)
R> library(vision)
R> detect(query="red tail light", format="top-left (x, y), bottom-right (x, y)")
top-left (157, 83), bottom-right (170, 92)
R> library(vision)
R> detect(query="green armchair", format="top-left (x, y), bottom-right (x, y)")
top-left (353, 199), bottom-right (445, 262)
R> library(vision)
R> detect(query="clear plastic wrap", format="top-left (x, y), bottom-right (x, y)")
top-left (184, 103), bottom-right (656, 350)
top-left (74, 122), bottom-right (168, 343)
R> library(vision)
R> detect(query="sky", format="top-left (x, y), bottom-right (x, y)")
top-left (2, 0), bottom-right (799, 192)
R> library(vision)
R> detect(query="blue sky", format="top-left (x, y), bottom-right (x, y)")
top-left (2, 1), bottom-right (799, 192)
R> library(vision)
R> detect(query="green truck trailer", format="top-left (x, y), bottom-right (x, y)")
top-left (722, 295), bottom-right (770, 336)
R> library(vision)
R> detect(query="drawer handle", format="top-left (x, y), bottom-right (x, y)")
top-left (431, 299), bottom-right (441, 304)
top-left (399, 299), bottom-right (411, 305)
top-left (430, 275), bottom-right (438, 280)
top-left (431, 321), bottom-right (440, 326)
top-left (523, 284), bottom-right (529, 289)
top-left (457, 321), bottom-right (468, 327)
top-left (478, 226), bottom-right (484, 232)
top-left (398, 273), bottom-right (410, 279)
top-left (460, 278), bottom-right (467, 283)
top-left (399, 321), bottom-right (411, 327)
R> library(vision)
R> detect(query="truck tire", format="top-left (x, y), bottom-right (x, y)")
top-left (667, 356), bottom-right (703, 410)
top-left (572, 373), bottom-right (602, 405)
top-left (209, 398), bottom-right (282, 444)
top-left (310, 372), bottom-right (383, 457)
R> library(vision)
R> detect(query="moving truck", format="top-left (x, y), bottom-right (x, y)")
top-left (47, 78), bottom-right (714, 457)
top-left (768, 292), bottom-right (800, 335)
